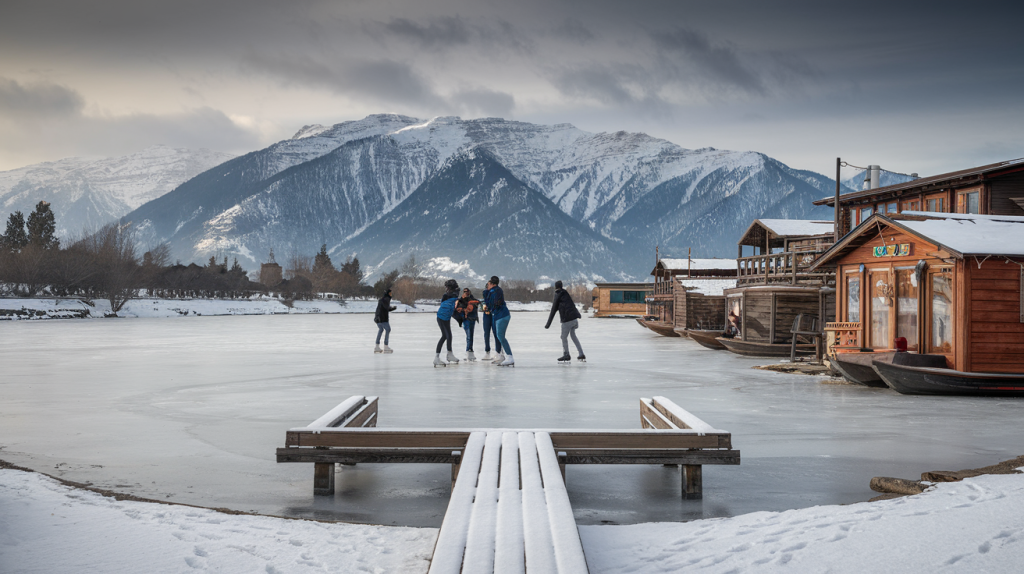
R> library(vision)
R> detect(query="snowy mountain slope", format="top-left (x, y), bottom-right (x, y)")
top-left (0, 145), bottom-right (234, 236)
top-left (338, 148), bottom-right (630, 282)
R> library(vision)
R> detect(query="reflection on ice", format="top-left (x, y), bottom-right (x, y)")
top-left (1, 313), bottom-right (1022, 527)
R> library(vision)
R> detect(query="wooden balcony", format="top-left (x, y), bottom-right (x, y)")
top-left (736, 246), bottom-right (835, 286)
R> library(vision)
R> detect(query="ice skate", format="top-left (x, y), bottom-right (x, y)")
top-left (382, 345), bottom-right (393, 354)
top-left (482, 351), bottom-right (492, 360)
top-left (374, 345), bottom-right (383, 354)
top-left (577, 354), bottom-right (587, 363)
top-left (491, 352), bottom-right (505, 365)
top-left (446, 351), bottom-right (460, 364)
top-left (499, 354), bottom-right (515, 367)
top-left (467, 351), bottom-right (477, 362)
top-left (433, 353), bottom-right (447, 368)
top-left (557, 352), bottom-right (571, 363)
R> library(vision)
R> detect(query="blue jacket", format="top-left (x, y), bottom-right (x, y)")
top-left (483, 286), bottom-right (509, 321)
top-left (437, 292), bottom-right (458, 321)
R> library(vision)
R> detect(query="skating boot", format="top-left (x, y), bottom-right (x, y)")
top-left (491, 352), bottom-right (505, 365)
top-left (557, 352), bottom-right (571, 364)
top-left (374, 345), bottom-right (383, 354)
top-left (500, 354), bottom-right (515, 367)
top-left (577, 354), bottom-right (587, 363)
top-left (433, 353), bottom-right (447, 368)
top-left (382, 345), bottom-right (394, 354)
top-left (467, 351), bottom-right (477, 362)
top-left (446, 351), bottom-right (460, 364)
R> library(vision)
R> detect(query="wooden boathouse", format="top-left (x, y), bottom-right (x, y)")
top-left (811, 212), bottom-right (1024, 374)
top-left (643, 257), bottom-right (736, 336)
top-left (814, 157), bottom-right (1024, 237)
top-left (592, 282), bottom-right (652, 317)
top-left (720, 219), bottom-right (837, 356)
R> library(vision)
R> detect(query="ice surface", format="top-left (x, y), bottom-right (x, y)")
top-left (2, 313), bottom-right (1023, 529)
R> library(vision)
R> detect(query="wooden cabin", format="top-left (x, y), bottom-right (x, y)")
top-left (593, 282), bottom-right (652, 317)
top-left (720, 220), bottom-right (836, 356)
top-left (644, 258), bottom-right (736, 335)
top-left (812, 212), bottom-right (1024, 373)
top-left (814, 158), bottom-right (1024, 238)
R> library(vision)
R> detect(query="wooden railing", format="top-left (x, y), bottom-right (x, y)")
top-left (736, 247), bottom-right (834, 286)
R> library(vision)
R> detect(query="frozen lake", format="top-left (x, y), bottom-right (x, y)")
top-left (2, 312), bottom-right (1022, 527)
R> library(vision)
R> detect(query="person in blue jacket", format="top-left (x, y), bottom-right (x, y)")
top-left (483, 275), bottom-right (514, 366)
top-left (480, 284), bottom-right (503, 361)
top-left (434, 279), bottom-right (461, 367)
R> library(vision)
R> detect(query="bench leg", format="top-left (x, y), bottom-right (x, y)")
top-left (451, 450), bottom-right (463, 491)
top-left (314, 463), bottom-right (335, 496)
top-left (558, 451), bottom-right (567, 483)
top-left (683, 465), bottom-right (702, 500)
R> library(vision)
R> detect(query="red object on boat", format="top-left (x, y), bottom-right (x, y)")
top-left (894, 337), bottom-right (908, 352)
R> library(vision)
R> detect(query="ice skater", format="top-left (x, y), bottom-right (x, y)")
top-left (545, 280), bottom-right (585, 362)
top-left (480, 285), bottom-right (503, 361)
top-left (434, 279), bottom-right (461, 367)
top-left (483, 276), bottom-right (513, 366)
top-left (373, 288), bottom-right (397, 353)
top-left (454, 288), bottom-right (480, 361)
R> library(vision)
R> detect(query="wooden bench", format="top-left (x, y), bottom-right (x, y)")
top-left (790, 313), bottom-right (823, 363)
top-left (640, 396), bottom-right (722, 499)
top-left (297, 395), bottom-right (378, 495)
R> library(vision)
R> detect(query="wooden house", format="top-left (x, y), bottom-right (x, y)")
top-left (812, 212), bottom-right (1024, 374)
top-left (642, 257), bottom-right (736, 337)
top-left (814, 158), bottom-right (1024, 238)
top-left (592, 282), bottom-right (652, 318)
top-left (720, 220), bottom-right (837, 356)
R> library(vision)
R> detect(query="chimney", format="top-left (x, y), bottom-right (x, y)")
top-left (862, 165), bottom-right (882, 190)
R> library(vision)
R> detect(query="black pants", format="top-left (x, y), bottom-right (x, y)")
top-left (436, 318), bottom-right (453, 353)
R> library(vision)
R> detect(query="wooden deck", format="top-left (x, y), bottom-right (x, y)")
top-left (277, 396), bottom-right (740, 572)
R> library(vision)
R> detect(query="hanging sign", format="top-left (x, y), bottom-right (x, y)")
top-left (873, 244), bottom-right (911, 257)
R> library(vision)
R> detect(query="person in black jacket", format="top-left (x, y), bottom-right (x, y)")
top-left (374, 288), bottom-right (397, 353)
top-left (544, 280), bottom-right (585, 362)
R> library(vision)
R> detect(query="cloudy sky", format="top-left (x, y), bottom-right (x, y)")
top-left (2, 0), bottom-right (1022, 178)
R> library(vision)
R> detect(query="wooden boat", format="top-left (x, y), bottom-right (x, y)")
top-left (716, 337), bottom-right (815, 357)
top-left (681, 329), bottom-right (727, 350)
top-left (638, 319), bottom-right (681, 337)
top-left (871, 353), bottom-right (1024, 396)
top-left (831, 351), bottom-right (895, 388)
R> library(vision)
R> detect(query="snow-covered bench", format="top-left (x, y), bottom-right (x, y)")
top-left (428, 431), bottom-right (589, 574)
top-left (639, 396), bottom-right (725, 499)
top-left (288, 395), bottom-right (378, 495)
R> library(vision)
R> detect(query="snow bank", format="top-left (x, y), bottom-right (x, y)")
top-left (0, 297), bottom-right (552, 320)
top-left (579, 469), bottom-right (1024, 573)
top-left (0, 469), bottom-right (437, 574)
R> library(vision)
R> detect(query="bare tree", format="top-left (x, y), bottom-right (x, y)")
top-left (391, 276), bottom-right (421, 307)
top-left (82, 223), bottom-right (141, 314)
top-left (567, 283), bottom-right (593, 311)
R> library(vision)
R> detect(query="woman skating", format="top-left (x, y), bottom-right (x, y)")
top-left (373, 288), bottom-right (397, 353)
top-left (483, 275), bottom-right (513, 366)
top-left (434, 279), bottom-right (461, 367)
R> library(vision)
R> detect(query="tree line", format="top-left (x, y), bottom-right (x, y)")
top-left (1, 203), bottom-right (591, 311)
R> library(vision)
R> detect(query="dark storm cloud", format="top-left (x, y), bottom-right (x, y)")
top-left (373, 17), bottom-right (473, 50)
top-left (651, 28), bottom-right (765, 95)
top-left (551, 19), bottom-right (594, 44)
top-left (0, 78), bottom-right (85, 118)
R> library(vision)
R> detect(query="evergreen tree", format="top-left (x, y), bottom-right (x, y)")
top-left (313, 244), bottom-right (334, 274)
top-left (26, 201), bottom-right (58, 249)
top-left (1, 211), bottom-right (28, 251)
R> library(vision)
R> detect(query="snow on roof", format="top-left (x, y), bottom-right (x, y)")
top-left (677, 278), bottom-right (737, 296)
top-left (756, 219), bottom-right (835, 237)
top-left (896, 213), bottom-right (1024, 256)
top-left (659, 258), bottom-right (736, 271)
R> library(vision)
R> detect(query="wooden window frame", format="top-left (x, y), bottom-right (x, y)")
top-left (867, 267), bottom-right (893, 348)
top-left (956, 188), bottom-right (981, 214)
top-left (925, 267), bottom-right (955, 355)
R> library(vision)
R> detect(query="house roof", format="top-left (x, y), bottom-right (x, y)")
top-left (594, 282), bottom-right (653, 290)
top-left (677, 278), bottom-right (737, 297)
top-left (656, 258), bottom-right (737, 271)
top-left (810, 212), bottom-right (1024, 269)
top-left (737, 219), bottom-right (835, 248)
top-left (813, 158), bottom-right (1024, 207)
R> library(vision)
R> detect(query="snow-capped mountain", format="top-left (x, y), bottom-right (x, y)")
top-left (338, 148), bottom-right (630, 282)
top-left (123, 114), bottom-right (845, 279)
top-left (841, 169), bottom-right (917, 191)
top-left (0, 145), bottom-right (235, 237)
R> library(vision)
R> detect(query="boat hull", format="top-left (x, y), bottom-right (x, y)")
top-left (831, 352), bottom-right (894, 387)
top-left (872, 354), bottom-right (1024, 396)
top-left (717, 338), bottom-right (815, 357)
top-left (682, 329), bottom-right (727, 350)
top-left (638, 320), bottom-right (681, 337)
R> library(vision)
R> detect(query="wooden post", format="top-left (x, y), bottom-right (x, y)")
top-left (558, 451), bottom-right (567, 483)
top-left (451, 450), bottom-right (462, 490)
top-left (314, 463), bottom-right (335, 496)
top-left (835, 157), bottom-right (841, 242)
top-left (683, 465), bottom-right (703, 499)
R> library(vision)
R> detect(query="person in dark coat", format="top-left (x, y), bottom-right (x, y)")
top-left (374, 288), bottom-right (397, 353)
top-left (484, 276), bottom-right (514, 366)
top-left (434, 279), bottom-right (461, 367)
top-left (544, 280), bottom-right (585, 362)
top-left (454, 288), bottom-right (481, 361)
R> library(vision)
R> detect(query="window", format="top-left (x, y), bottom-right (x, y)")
top-left (887, 202), bottom-right (898, 213)
top-left (925, 197), bottom-right (946, 212)
top-left (610, 290), bottom-right (646, 304)
top-left (727, 296), bottom-right (743, 337)
top-left (846, 274), bottom-right (861, 322)
top-left (896, 268), bottom-right (919, 350)
top-left (903, 199), bottom-right (921, 212)
top-left (860, 207), bottom-right (873, 223)
top-left (956, 190), bottom-right (980, 214)
top-left (929, 271), bottom-right (953, 353)
top-left (869, 270), bottom-right (892, 347)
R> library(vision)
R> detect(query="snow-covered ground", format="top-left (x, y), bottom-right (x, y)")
top-left (2, 465), bottom-right (1021, 573)
top-left (0, 297), bottom-right (551, 320)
